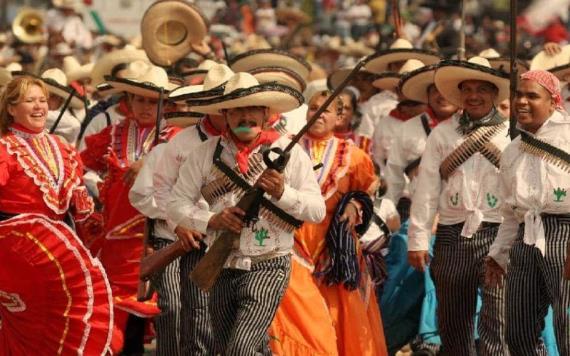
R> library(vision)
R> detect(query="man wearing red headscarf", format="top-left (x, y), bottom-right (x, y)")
top-left (485, 70), bottom-right (570, 355)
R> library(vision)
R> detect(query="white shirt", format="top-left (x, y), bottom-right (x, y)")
top-left (46, 109), bottom-right (81, 146)
top-left (129, 144), bottom-right (175, 241)
top-left (372, 111), bottom-right (407, 172)
top-left (282, 104), bottom-right (308, 135)
top-left (408, 113), bottom-right (511, 251)
top-left (166, 136), bottom-right (326, 268)
top-left (355, 91), bottom-right (398, 141)
top-left (361, 198), bottom-right (399, 244)
top-left (488, 111), bottom-right (570, 270)
top-left (153, 121), bottom-right (215, 230)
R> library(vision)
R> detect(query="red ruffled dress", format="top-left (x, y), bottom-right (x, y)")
top-left (80, 117), bottom-right (178, 334)
top-left (0, 124), bottom-right (115, 355)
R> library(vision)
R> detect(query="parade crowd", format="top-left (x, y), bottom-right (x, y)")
top-left (0, 0), bottom-right (570, 355)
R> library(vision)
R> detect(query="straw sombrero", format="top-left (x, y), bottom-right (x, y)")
top-left (52, 0), bottom-right (82, 10)
top-left (0, 67), bottom-right (12, 86)
top-left (141, 0), bottom-right (209, 67)
top-left (0, 214), bottom-right (113, 355)
top-left (549, 63), bottom-right (570, 82)
top-left (434, 57), bottom-right (510, 107)
top-left (229, 49), bottom-right (312, 80)
top-left (63, 56), bottom-right (94, 82)
top-left (327, 66), bottom-right (378, 90)
top-left (169, 63), bottom-right (234, 102)
top-left (373, 59), bottom-right (425, 91)
top-left (90, 45), bottom-right (149, 86)
top-left (188, 72), bottom-right (304, 115)
top-left (530, 44), bottom-right (570, 71)
top-left (400, 64), bottom-right (438, 104)
top-left (365, 38), bottom-right (441, 74)
top-left (104, 60), bottom-right (176, 99)
top-left (41, 68), bottom-right (86, 109)
top-left (478, 48), bottom-right (529, 74)
top-left (164, 111), bottom-right (204, 127)
top-left (180, 59), bottom-right (219, 85)
top-left (249, 66), bottom-right (307, 92)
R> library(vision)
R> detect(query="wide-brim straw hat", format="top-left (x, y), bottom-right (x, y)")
top-left (479, 48), bottom-right (529, 74)
top-left (63, 56), bottom-right (94, 82)
top-left (549, 63), bottom-right (570, 82)
top-left (249, 66), bottom-right (306, 93)
top-left (95, 83), bottom-right (122, 98)
top-left (373, 59), bottom-right (425, 90)
top-left (104, 60), bottom-right (177, 99)
top-left (164, 111), bottom-right (204, 127)
top-left (229, 49), bottom-right (312, 81)
top-left (41, 68), bottom-right (86, 109)
top-left (141, 0), bottom-right (209, 67)
top-left (0, 67), bottom-right (12, 86)
top-left (327, 66), bottom-right (377, 90)
top-left (530, 44), bottom-right (570, 71)
top-left (434, 57), bottom-right (510, 107)
top-left (180, 59), bottom-right (218, 85)
top-left (400, 64), bottom-right (438, 103)
top-left (338, 41), bottom-right (374, 57)
top-left (365, 38), bottom-right (441, 73)
top-left (90, 45), bottom-right (149, 86)
top-left (188, 72), bottom-right (304, 115)
top-left (169, 63), bottom-right (234, 102)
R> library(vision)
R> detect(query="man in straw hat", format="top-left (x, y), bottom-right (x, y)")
top-left (408, 56), bottom-right (511, 355)
top-left (166, 72), bottom-right (325, 355)
top-left (485, 70), bottom-right (570, 355)
top-left (137, 63), bottom-right (234, 355)
top-left (80, 60), bottom-right (178, 355)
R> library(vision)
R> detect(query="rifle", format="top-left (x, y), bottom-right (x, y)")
top-left (49, 88), bottom-right (76, 135)
top-left (137, 218), bottom-right (155, 301)
top-left (140, 59), bottom-right (368, 289)
top-left (508, 0), bottom-right (519, 140)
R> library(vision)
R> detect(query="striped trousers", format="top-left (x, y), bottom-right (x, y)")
top-left (151, 238), bottom-right (182, 356)
top-left (179, 245), bottom-right (215, 355)
top-left (210, 255), bottom-right (291, 356)
top-left (430, 223), bottom-right (508, 356)
top-left (505, 215), bottom-right (570, 355)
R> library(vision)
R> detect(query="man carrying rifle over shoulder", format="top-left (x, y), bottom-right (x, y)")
top-left (166, 72), bottom-right (325, 355)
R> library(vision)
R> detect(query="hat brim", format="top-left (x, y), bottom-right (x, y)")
top-left (487, 58), bottom-right (529, 74)
top-left (164, 111), bottom-right (203, 127)
top-left (181, 69), bottom-right (208, 83)
top-left (434, 60), bottom-right (510, 107)
top-left (400, 65), bottom-right (437, 103)
top-left (188, 83), bottom-right (304, 115)
top-left (530, 44), bottom-right (570, 71)
top-left (168, 83), bottom-right (226, 102)
top-left (43, 78), bottom-right (85, 109)
top-left (549, 63), bottom-right (570, 82)
top-left (365, 49), bottom-right (441, 73)
top-left (327, 68), bottom-right (378, 90)
top-left (141, 1), bottom-right (209, 67)
top-left (372, 72), bottom-right (402, 90)
top-left (229, 49), bottom-right (312, 80)
top-left (90, 48), bottom-right (149, 86)
top-left (249, 66), bottom-right (306, 92)
top-left (67, 63), bottom-right (94, 82)
top-left (104, 76), bottom-right (174, 99)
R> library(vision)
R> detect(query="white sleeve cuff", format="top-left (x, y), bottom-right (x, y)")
top-left (408, 232), bottom-right (430, 251)
top-left (270, 185), bottom-right (297, 212)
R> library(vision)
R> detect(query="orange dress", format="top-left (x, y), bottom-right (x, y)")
top-left (270, 135), bottom-right (387, 356)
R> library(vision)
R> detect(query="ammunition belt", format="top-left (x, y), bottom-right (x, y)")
top-left (520, 131), bottom-right (570, 174)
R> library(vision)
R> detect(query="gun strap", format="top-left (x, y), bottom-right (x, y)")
top-left (211, 139), bottom-right (303, 229)
top-left (440, 123), bottom-right (504, 180)
top-left (371, 211), bottom-right (391, 238)
top-left (520, 131), bottom-right (570, 173)
top-left (403, 114), bottom-right (433, 178)
top-left (196, 122), bottom-right (208, 142)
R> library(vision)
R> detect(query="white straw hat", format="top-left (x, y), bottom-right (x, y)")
top-left (373, 59), bottom-right (425, 90)
top-left (104, 60), bottom-right (176, 98)
top-left (41, 68), bottom-right (85, 109)
top-left (365, 38), bottom-right (441, 73)
top-left (63, 56), bottom-right (94, 82)
top-left (169, 64), bottom-right (234, 102)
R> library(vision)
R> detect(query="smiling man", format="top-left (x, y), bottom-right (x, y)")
top-left (485, 70), bottom-right (570, 355)
top-left (407, 57), bottom-right (511, 355)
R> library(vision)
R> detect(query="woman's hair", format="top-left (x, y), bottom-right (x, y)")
top-left (309, 90), bottom-right (344, 116)
top-left (340, 86), bottom-right (362, 129)
top-left (0, 76), bottom-right (49, 135)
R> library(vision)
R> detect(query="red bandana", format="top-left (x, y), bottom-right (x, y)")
top-left (389, 108), bottom-right (414, 122)
top-left (232, 130), bottom-right (280, 174)
top-left (202, 115), bottom-right (224, 136)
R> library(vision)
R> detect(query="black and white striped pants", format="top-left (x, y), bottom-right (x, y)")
top-left (179, 245), bottom-right (215, 355)
top-left (430, 222), bottom-right (508, 356)
top-left (151, 238), bottom-right (182, 356)
top-left (210, 255), bottom-right (291, 356)
top-left (505, 215), bottom-right (570, 356)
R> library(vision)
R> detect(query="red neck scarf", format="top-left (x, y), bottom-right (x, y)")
top-left (389, 107), bottom-right (414, 122)
top-left (231, 130), bottom-right (280, 174)
top-left (11, 122), bottom-right (43, 134)
top-left (117, 97), bottom-right (131, 116)
top-left (202, 115), bottom-right (224, 136)
top-left (425, 107), bottom-right (448, 128)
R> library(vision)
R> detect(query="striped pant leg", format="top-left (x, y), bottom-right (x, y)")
top-left (475, 226), bottom-right (509, 356)
top-left (542, 216), bottom-right (570, 354)
top-left (209, 267), bottom-right (240, 355)
top-left (505, 228), bottom-right (550, 355)
top-left (179, 246), bottom-right (214, 355)
top-left (151, 238), bottom-right (182, 356)
top-left (430, 224), bottom-right (479, 355)
top-left (223, 255), bottom-right (292, 356)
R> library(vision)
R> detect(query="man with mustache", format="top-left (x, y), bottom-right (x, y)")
top-left (485, 70), bottom-right (570, 355)
top-left (407, 57), bottom-right (511, 355)
top-left (166, 72), bottom-right (325, 355)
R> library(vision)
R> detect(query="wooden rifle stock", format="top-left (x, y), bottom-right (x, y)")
top-left (140, 239), bottom-right (186, 281)
top-left (565, 242), bottom-right (570, 280)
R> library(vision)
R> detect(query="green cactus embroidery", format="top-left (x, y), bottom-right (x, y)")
top-left (254, 227), bottom-right (270, 246)
top-left (450, 192), bottom-right (459, 206)
top-left (486, 193), bottom-right (498, 208)
top-left (554, 188), bottom-right (567, 202)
